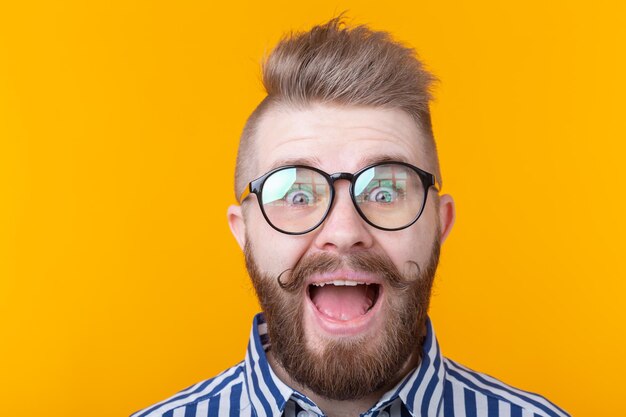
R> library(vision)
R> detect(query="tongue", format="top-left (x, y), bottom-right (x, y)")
top-left (311, 285), bottom-right (374, 321)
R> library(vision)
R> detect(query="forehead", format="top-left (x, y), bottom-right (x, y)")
top-left (253, 104), bottom-right (428, 175)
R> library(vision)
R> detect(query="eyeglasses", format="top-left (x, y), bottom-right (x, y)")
top-left (238, 161), bottom-right (440, 235)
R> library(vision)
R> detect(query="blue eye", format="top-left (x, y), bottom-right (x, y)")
top-left (286, 189), bottom-right (315, 206)
top-left (367, 187), bottom-right (397, 203)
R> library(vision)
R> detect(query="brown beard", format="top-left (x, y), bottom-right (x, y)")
top-left (244, 238), bottom-right (440, 401)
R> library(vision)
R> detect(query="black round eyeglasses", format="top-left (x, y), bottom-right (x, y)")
top-left (238, 161), bottom-right (440, 235)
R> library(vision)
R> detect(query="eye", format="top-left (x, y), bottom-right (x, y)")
top-left (286, 189), bottom-right (315, 206)
top-left (366, 187), bottom-right (397, 203)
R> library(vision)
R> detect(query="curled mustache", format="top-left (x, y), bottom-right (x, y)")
top-left (276, 251), bottom-right (422, 293)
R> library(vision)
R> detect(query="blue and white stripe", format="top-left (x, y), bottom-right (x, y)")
top-left (131, 313), bottom-right (570, 417)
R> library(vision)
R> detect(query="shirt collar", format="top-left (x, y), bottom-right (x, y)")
top-left (243, 313), bottom-right (446, 417)
top-left (372, 316), bottom-right (447, 416)
top-left (243, 313), bottom-right (295, 417)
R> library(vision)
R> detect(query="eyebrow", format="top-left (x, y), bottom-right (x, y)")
top-left (357, 154), bottom-right (411, 168)
top-left (268, 153), bottom-right (412, 173)
top-left (268, 156), bottom-right (323, 171)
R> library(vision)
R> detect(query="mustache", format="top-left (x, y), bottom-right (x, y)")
top-left (276, 251), bottom-right (421, 293)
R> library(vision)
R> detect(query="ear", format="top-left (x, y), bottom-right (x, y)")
top-left (438, 194), bottom-right (456, 244)
top-left (227, 204), bottom-right (247, 250)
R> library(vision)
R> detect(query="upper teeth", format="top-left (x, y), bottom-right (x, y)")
top-left (312, 280), bottom-right (365, 287)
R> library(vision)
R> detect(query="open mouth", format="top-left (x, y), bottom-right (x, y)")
top-left (308, 281), bottom-right (381, 322)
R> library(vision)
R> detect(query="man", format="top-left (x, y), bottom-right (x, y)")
top-left (132, 18), bottom-right (569, 417)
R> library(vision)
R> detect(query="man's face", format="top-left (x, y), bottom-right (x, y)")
top-left (228, 103), bottom-right (454, 400)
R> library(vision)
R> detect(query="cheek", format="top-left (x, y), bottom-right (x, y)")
top-left (377, 221), bottom-right (438, 269)
top-left (380, 239), bottom-right (424, 271)
top-left (245, 213), bottom-right (313, 274)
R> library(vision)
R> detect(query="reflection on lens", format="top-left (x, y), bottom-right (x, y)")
top-left (262, 168), bottom-right (297, 205)
top-left (262, 167), bottom-right (330, 233)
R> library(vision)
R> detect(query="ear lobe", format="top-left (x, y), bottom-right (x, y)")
top-left (438, 194), bottom-right (456, 244)
top-left (227, 204), bottom-right (247, 250)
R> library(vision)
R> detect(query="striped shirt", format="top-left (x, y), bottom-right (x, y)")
top-left (131, 313), bottom-right (569, 417)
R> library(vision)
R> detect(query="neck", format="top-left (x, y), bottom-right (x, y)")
top-left (267, 349), bottom-right (421, 417)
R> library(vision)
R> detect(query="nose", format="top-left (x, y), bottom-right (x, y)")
top-left (312, 180), bottom-right (374, 253)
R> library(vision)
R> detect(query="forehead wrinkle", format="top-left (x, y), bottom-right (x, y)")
top-left (341, 124), bottom-right (415, 143)
top-left (263, 135), bottom-right (411, 170)
top-left (255, 107), bottom-right (426, 175)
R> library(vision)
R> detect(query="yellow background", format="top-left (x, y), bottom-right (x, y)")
top-left (1, 1), bottom-right (624, 416)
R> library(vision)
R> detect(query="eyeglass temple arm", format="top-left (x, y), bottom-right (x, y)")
top-left (238, 185), bottom-right (251, 205)
top-left (432, 174), bottom-right (442, 193)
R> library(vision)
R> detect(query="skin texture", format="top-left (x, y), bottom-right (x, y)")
top-left (227, 103), bottom-right (455, 417)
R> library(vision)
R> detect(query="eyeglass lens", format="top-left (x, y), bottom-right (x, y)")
top-left (260, 164), bottom-right (426, 233)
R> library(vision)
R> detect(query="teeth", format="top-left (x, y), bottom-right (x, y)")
top-left (312, 280), bottom-right (366, 287)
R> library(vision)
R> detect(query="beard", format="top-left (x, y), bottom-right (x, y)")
top-left (244, 237), bottom-right (440, 401)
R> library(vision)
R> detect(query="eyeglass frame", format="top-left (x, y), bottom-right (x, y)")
top-left (238, 161), bottom-right (441, 235)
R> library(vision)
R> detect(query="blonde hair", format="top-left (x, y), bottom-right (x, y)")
top-left (235, 17), bottom-right (440, 199)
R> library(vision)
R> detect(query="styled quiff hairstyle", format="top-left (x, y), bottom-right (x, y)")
top-left (234, 17), bottom-right (440, 199)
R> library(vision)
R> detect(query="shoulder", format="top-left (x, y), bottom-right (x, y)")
top-left (130, 362), bottom-right (250, 417)
top-left (442, 357), bottom-right (570, 417)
